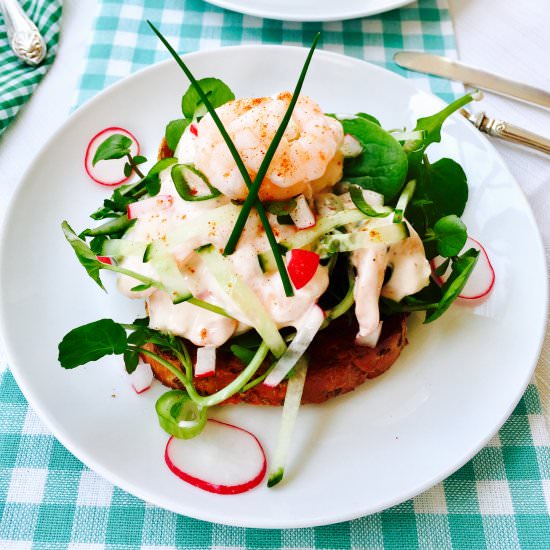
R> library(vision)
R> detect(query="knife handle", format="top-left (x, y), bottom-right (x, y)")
top-left (473, 112), bottom-right (550, 155)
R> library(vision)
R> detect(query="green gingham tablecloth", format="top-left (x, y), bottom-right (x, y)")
top-left (0, 0), bottom-right (63, 136)
top-left (1, 0), bottom-right (549, 548)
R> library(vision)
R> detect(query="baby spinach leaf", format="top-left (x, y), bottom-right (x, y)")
top-left (182, 77), bottom-right (235, 119)
top-left (62, 221), bottom-right (105, 290)
top-left (165, 119), bottom-right (191, 151)
top-left (426, 215), bottom-right (467, 257)
top-left (342, 117), bottom-right (408, 202)
top-left (58, 318), bottom-right (128, 369)
top-left (92, 134), bottom-right (133, 166)
top-left (425, 248), bottom-right (479, 323)
top-left (355, 112), bottom-right (381, 126)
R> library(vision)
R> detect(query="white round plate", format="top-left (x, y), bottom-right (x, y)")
top-left (202, 0), bottom-right (412, 21)
top-left (0, 46), bottom-right (547, 528)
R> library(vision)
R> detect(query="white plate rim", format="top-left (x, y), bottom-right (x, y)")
top-left (201, 0), bottom-right (413, 22)
top-left (0, 45), bottom-right (547, 528)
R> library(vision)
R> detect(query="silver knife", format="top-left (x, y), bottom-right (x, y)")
top-left (394, 52), bottom-right (550, 109)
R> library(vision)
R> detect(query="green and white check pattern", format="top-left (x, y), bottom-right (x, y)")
top-left (1, 0), bottom-right (549, 548)
top-left (0, 0), bottom-right (63, 136)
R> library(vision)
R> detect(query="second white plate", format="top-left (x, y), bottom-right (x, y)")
top-left (202, 0), bottom-right (413, 22)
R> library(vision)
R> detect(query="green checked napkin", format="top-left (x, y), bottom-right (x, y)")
top-left (1, 0), bottom-right (549, 548)
top-left (0, 0), bottom-right (63, 136)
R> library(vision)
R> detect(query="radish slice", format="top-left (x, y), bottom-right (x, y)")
top-left (264, 304), bottom-right (324, 388)
top-left (85, 127), bottom-right (140, 186)
top-left (287, 249), bottom-right (320, 290)
top-left (340, 133), bottom-right (363, 158)
top-left (127, 195), bottom-right (174, 220)
top-left (165, 419), bottom-right (267, 495)
top-left (432, 236), bottom-right (495, 300)
top-left (290, 194), bottom-right (316, 229)
top-left (195, 346), bottom-right (216, 379)
top-left (129, 360), bottom-right (153, 394)
top-left (96, 256), bottom-right (112, 265)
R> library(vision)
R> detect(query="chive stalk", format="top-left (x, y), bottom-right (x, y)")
top-left (224, 34), bottom-right (320, 255)
top-left (147, 21), bottom-right (294, 297)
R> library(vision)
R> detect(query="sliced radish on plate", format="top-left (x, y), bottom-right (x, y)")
top-left (432, 236), bottom-right (495, 300)
top-left (290, 194), bottom-right (316, 229)
top-left (194, 346), bottom-right (216, 379)
top-left (129, 360), bottom-right (154, 394)
top-left (165, 419), bottom-right (266, 494)
top-left (85, 127), bottom-right (140, 186)
top-left (287, 249), bottom-right (320, 290)
top-left (127, 195), bottom-right (173, 219)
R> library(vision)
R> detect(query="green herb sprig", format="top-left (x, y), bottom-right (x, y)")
top-left (147, 20), bottom-right (295, 297)
top-left (224, 34), bottom-right (320, 256)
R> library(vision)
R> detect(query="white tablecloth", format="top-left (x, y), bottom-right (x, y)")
top-left (0, 0), bottom-right (548, 423)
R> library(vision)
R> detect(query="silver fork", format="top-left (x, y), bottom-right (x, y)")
top-left (0, 0), bottom-right (47, 66)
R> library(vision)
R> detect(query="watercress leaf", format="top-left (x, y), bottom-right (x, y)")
top-left (407, 92), bottom-right (475, 176)
top-left (182, 77), bottom-right (235, 119)
top-left (90, 236), bottom-right (107, 255)
top-left (92, 134), bottom-right (133, 166)
top-left (414, 93), bottom-right (474, 151)
top-left (165, 119), bottom-right (191, 151)
top-left (132, 317), bottom-right (150, 327)
top-left (145, 174), bottom-right (161, 196)
top-left (341, 117), bottom-right (408, 202)
top-left (425, 248), bottom-right (479, 323)
top-left (123, 349), bottom-right (140, 374)
top-left (349, 186), bottom-right (390, 217)
top-left (123, 162), bottom-right (132, 178)
top-left (432, 215), bottom-right (467, 257)
top-left (422, 157), bottom-right (468, 220)
top-left (61, 221), bottom-right (105, 290)
top-left (133, 155), bottom-right (148, 165)
top-left (58, 318), bottom-right (127, 369)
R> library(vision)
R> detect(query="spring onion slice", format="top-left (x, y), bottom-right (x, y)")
top-left (147, 21), bottom-right (294, 297)
top-left (267, 356), bottom-right (308, 487)
top-left (393, 179), bottom-right (416, 223)
top-left (171, 164), bottom-right (221, 201)
top-left (349, 186), bottom-right (392, 218)
top-left (263, 304), bottom-right (323, 388)
top-left (156, 390), bottom-right (207, 439)
top-left (225, 33), bottom-right (320, 255)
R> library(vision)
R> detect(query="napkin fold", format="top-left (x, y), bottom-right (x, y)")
top-left (0, 0), bottom-right (63, 136)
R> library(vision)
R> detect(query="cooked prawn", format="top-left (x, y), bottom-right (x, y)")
top-left (192, 93), bottom-right (344, 201)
